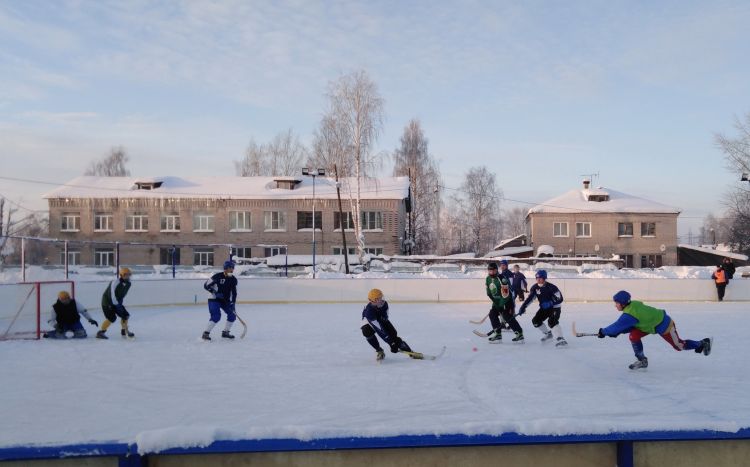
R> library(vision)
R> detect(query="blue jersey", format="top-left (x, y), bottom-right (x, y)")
top-left (204, 272), bottom-right (238, 303)
top-left (499, 268), bottom-right (513, 283)
top-left (521, 281), bottom-right (563, 311)
top-left (511, 271), bottom-right (527, 291)
top-left (361, 300), bottom-right (396, 343)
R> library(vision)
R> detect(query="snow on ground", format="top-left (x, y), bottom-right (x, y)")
top-left (1, 301), bottom-right (748, 452)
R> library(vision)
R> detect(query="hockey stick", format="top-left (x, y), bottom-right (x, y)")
top-left (469, 313), bottom-right (489, 325)
top-left (235, 310), bottom-right (247, 339)
top-left (572, 321), bottom-right (599, 338)
top-left (473, 313), bottom-right (521, 337)
top-left (400, 346), bottom-right (446, 361)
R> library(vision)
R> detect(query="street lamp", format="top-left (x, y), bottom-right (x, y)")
top-left (302, 168), bottom-right (326, 278)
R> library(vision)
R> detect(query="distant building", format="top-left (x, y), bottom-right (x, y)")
top-left (44, 176), bottom-right (410, 266)
top-left (527, 180), bottom-right (680, 268)
top-left (486, 234), bottom-right (533, 258)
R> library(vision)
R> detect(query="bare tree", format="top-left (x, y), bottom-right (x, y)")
top-left (235, 139), bottom-right (266, 176)
top-left (392, 119), bottom-right (441, 254)
top-left (0, 198), bottom-right (43, 267)
top-left (715, 111), bottom-right (750, 253)
top-left (317, 70), bottom-right (386, 260)
top-left (459, 166), bottom-right (503, 255)
top-left (84, 146), bottom-right (130, 176)
top-left (309, 114), bottom-right (351, 176)
top-left (236, 130), bottom-right (307, 177)
top-left (502, 206), bottom-right (529, 239)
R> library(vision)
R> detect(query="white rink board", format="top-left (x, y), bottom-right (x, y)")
top-left (72, 277), bottom-right (749, 311)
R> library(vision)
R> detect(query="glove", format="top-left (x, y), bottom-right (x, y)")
top-left (88, 319), bottom-right (99, 327)
top-left (389, 338), bottom-right (403, 353)
top-left (597, 328), bottom-right (605, 338)
top-left (540, 301), bottom-right (552, 310)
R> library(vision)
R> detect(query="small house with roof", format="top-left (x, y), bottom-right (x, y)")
top-left (526, 181), bottom-right (681, 268)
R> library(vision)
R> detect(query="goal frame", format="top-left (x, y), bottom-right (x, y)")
top-left (0, 280), bottom-right (75, 340)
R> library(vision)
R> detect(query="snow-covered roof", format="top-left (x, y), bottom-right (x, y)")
top-left (493, 234), bottom-right (527, 250)
top-left (484, 246), bottom-right (534, 258)
top-left (528, 187), bottom-right (680, 215)
top-left (43, 176), bottom-right (410, 201)
top-left (678, 244), bottom-right (748, 261)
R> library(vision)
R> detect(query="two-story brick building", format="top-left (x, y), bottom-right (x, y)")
top-left (527, 181), bottom-right (680, 268)
top-left (44, 175), bottom-right (410, 266)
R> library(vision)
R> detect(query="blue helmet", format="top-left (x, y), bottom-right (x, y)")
top-left (535, 269), bottom-right (547, 280)
top-left (223, 260), bottom-right (236, 270)
top-left (613, 290), bottom-right (631, 305)
top-left (499, 259), bottom-right (509, 266)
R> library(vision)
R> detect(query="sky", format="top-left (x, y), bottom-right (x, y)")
top-left (1, 0), bottom-right (749, 242)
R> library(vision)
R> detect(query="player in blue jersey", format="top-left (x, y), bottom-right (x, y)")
top-left (202, 260), bottom-right (238, 341)
top-left (519, 269), bottom-right (567, 347)
top-left (510, 264), bottom-right (528, 302)
top-left (361, 288), bottom-right (412, 361)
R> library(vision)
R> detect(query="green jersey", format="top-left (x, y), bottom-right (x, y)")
top-left (623, 300), bottom-right (665, 334)
top-left (486, 275), bottom-right (512, 309)
top-left (101, 279), bottom-right (131, 310)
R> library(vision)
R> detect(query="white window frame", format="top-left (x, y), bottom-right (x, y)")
top-left (193, 248), bottom-right (214, 266)
top-left (59, 250), bottom-right (81, 265)
top-left (361, 211), bottom-right (383, 231)
top-left (125, 212), bottom-right (149, 232)
top-left (296, 211), bottom-right (322, 231)
top-left (193, 214), bottom-right (215, 233)
top-left (264, 211), bottom-right (287, 231)
top-left (553, 222), bottom-right (568, 237)
top-left (575, 222), bottom-right (592, 238)
top-left (334, 212), bottom-right (355, 231)
top-left (264, 246), bottom-right (287, 257)
top-left (641, 222), bottom-right (656, 237)
top-left (94, 249), bottom-right (114, 266)
top-left (333, 246), bottom-right (357, 256)
top-left (94, 213), bottom-right (113, 232)
top-left (363, 247), bottom-right (384, 255)
top-left (160, 214), bottom-right (181, 232)
top-left (230, 211), bottom-right (252, 232)
top-left (61, 213), bottom-right (81, 232)
top-left (618, 222), bottom-right (633, 237)
top-left (231, 246), bottom-right (252, 259)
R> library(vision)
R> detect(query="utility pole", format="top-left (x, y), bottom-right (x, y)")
top-left (334, 164), bottom-right (350, 274)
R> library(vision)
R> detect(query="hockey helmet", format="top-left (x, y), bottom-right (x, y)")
top-left (499, 259), bottom-right (509, 266)
top-left (119, 267), bottom-right (131, 279)
top-left (368, 288), bottom-right (384, 302)
top-left (223, 260), bottom-right (236, 270)
top-left (58, 290), bottom-right (71, 301)
top-left (613, 290), bottom-right (631, 306)
top-left (487, 262), bottom-right (498, 270)
top-left (535, 269), bottom-right (547, 280)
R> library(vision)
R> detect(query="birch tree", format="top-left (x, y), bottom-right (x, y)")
top-left (392, 119), bottom-right (441, 254)
top-left (84, 146), bottom-right (130, 176)
top-left (235, 129), bottom-right (307, 176)
top-left (459, 166), bottom-right (502, 255)
top-left (715, 111), bottom-right (750, 253)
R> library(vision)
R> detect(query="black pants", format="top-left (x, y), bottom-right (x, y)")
top-left (716, 283), bottom-right (727, 301)
top-left (103, 305), bottom-right (129, 323)
top-left (489, 306), bottom-right (522, 334)
top-left (514, 288), bottom-right (526, 302)
top-left (531, 307), bottom-right (561, 329)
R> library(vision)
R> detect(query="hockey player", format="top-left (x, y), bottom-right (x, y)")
top-left (97, 267), bottom-right (133, 339)
top-left (485, 263), bottom-right (524, 342)
top-left (519, 270), bottom-right (567, 347)
top-left (202, 260), bottom-right (238, 341)
top-left (498, 259), bottom-right (514, 283)
top-left (510, 264), bottom-right (529, 302)
top-left (361, 288), bottom-right (412, 361)
top-left (598, 290), bottom-right (712, 370)
top-left (43, 290), bottom-right (98, 339)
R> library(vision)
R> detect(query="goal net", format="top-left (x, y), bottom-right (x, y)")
top-left (0, 281), bottom-right (75, 340)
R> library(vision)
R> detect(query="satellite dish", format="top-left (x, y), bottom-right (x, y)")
top-left (660, 244), bottom-right (666, 252)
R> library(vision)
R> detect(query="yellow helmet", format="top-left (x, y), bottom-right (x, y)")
top-left (119, 267), bottom-right (132, 279)
top-left (368, 288), bottom-right (384, 302)
top-left (58, 290), bottom-right (71, 301)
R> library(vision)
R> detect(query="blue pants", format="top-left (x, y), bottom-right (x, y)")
top-left (45, 321), bottom-right (86, 339)
top-left (208, 300), bottom-right (236, 323)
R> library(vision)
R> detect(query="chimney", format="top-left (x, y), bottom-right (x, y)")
top-left (583, 180), bottom-right (590, 190)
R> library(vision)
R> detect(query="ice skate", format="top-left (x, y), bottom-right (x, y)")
top-left (512, 332), bottom-right (524, 343)
top-left (699, 338), bottom-right (712, 356)
top-left (540, 331), bottom-right (553, 342)
top-left (96, 330), bottom-right (108, 339)
top-left (121, 328), bottom-right (135, 338)
top-left (202, 331), bottom-right (211, 341)
top-left (628, 357), bottom-right (648, 370)
top-left (221, 330), bottom-right (235, 339)
top-left (488, 328), bottom-right (503, 342)
top-left (376, 349), bottom-right (385, 362)
top-left (555, 337), bottom-right (568, 347)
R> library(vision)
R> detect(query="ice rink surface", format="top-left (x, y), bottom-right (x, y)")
top-left (1, 301), bottom-right (748, 452)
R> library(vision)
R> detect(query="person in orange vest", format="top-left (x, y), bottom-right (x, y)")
top-left (712, 265), bottom-right (728, 302)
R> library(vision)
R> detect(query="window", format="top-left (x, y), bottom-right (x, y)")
top-left (94, 213), bottom-right (113, 232)
top-left (363, 247), bottom-right (384, 255)
top-left (618, 222), bottom-right (633, 237)
top-left (59, 250), bottom-right (81, 265)
top-left (334, 212), bottom-right (355, 231)
top-left (575, 222), bottom-right (592, 238)
top-left (230, 211), bottom-right (252, 231)
top-left (297, 211), bottom-right (322, 230)
top-left (193, 248), bottom-right (214, 266)
top-left (193, 214), bottom-right (215, 232)
top-left (264, 246), bottom-right (287, 257)
top-left (361, 211), bottom-right (383, 230)
top-left (61, 213), bottom-right (80, 232)
top-left (160, 247), bottom-right (180, 265)
top-left (160, 214), bottom-right (180, 232)
top-left (125, 212), bottom-right (149, 232)
top-left (264, 211), bottom-right (287, 231)
top-left (333, 246), bottom-right (357, 255)
top-left (231, 246), bottom-right (252, 259)
top-left (619, 254), bottom-right (634, 268)
top-left (641, 222), bottom-right (656, 237)
top-left (640, 254), bottom-right (663, 268)
top-left (94, 248), bottom-right (114, 266)
top-left (553, 222), bottom-right (568, 237)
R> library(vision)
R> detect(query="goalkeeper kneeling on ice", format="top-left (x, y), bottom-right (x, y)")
top-left (43, 290), bottom-right (98, 339)
top-left (361, 289), bottom-right (412, 361)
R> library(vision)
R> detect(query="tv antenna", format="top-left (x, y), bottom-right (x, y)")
top-left (580, 172), bottom-right (600, 185)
